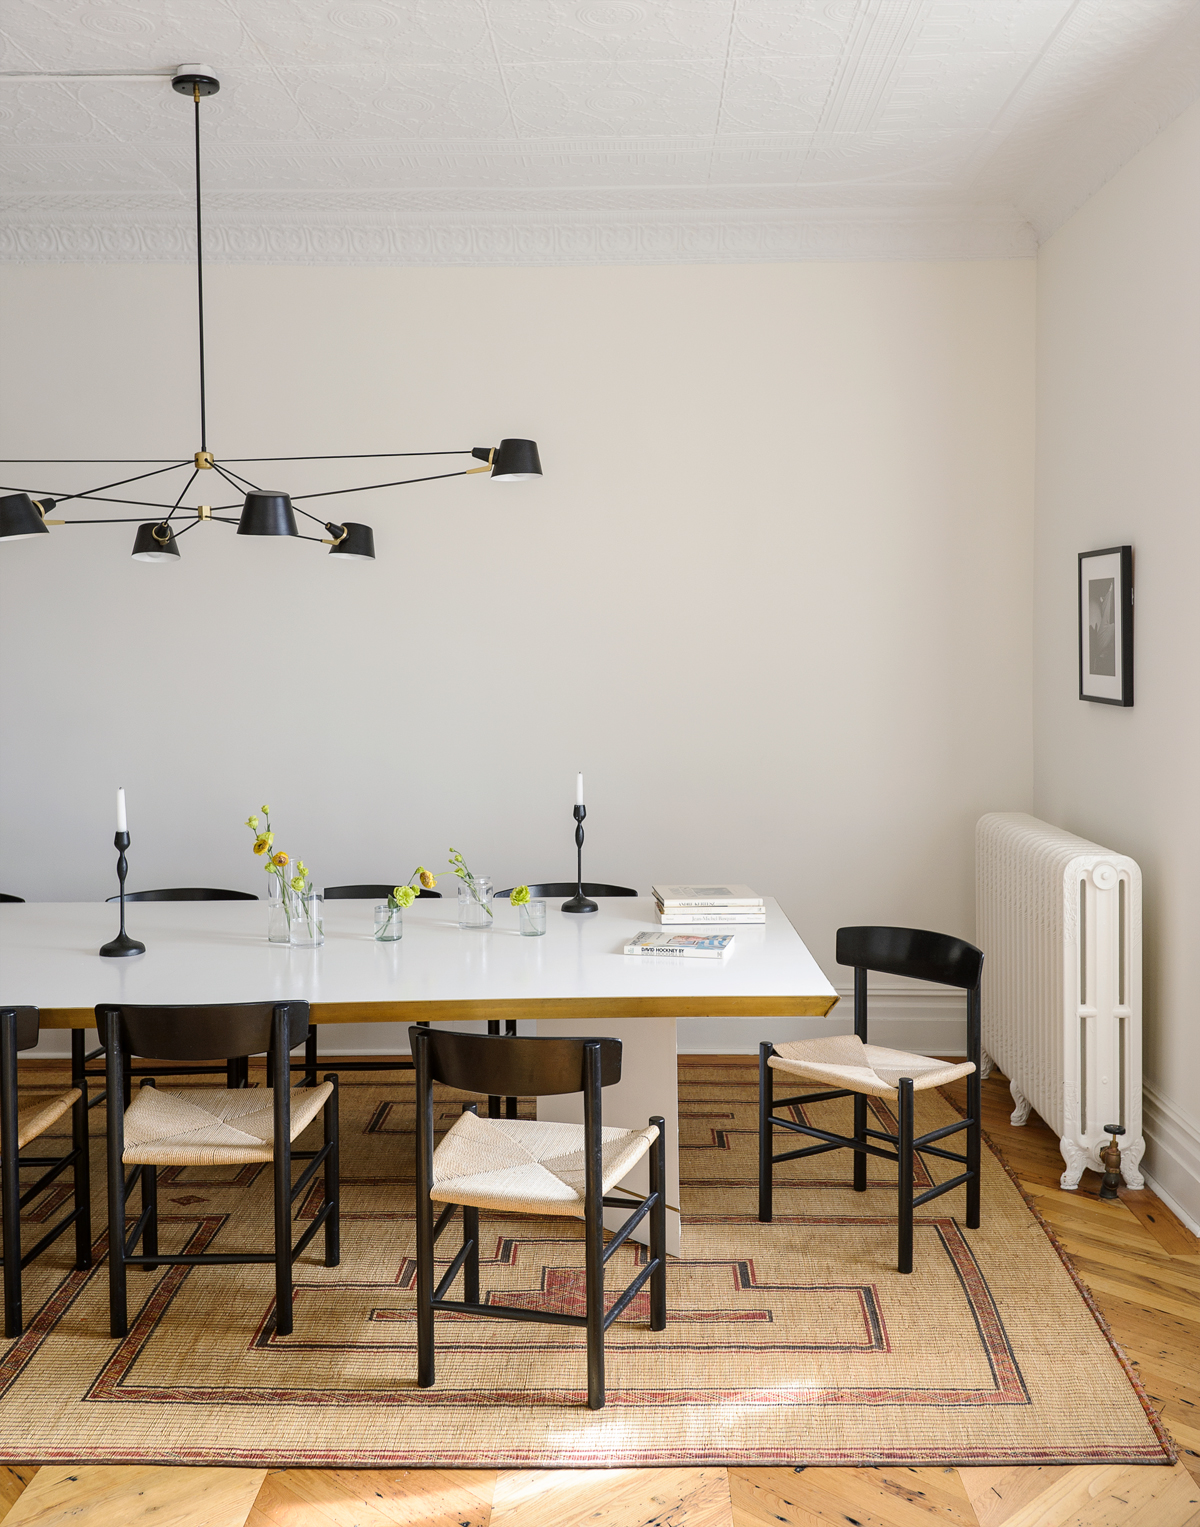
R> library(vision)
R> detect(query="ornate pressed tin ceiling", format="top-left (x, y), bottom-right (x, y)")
top-left (2, 0), bottom-right (1199, 264)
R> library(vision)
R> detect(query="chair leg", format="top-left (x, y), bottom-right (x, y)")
top-left (758, 1042), bottom-right (773, 1223)
top-left (304, 1029), bottom-right (318, 1089)
top-left (1, 1023), bottom-right (22, 1339)
top-left (272, 1072), bottom-right (293, 1338)
top-left (141, 1165), bottom-right (158, 1263)
top-left (324, 1075), bottom-right (340, 1268)
top-left (853, 1093), bottom-right (868, 1193)
top-left (70, 1030), bottom-right (92, 1270)
top-left (584, 1078), bottom-right (605, 1410)
top-left (486, 1020), bottom-right (501, 1117)
top-left (105, 1036), bottom-right (129, 1339)
top-left (966, 1068), bottom-right (982, 1230)
top-left (649, 1115), bottom-right (666, 1333)
top-left (463, 1205), bottom-right (480, 1305)
top-left (504, 1019), bottom-right (518, 1118)
top-left (416, 1194), bottom-right (435, 1388)
top-left (898, 1078), bottom-right (914, 1274)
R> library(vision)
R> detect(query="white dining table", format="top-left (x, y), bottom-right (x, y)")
top-left (0, 896), bottom-right (838, 1253)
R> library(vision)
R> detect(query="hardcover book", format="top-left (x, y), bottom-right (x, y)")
top-left (652, 884), bottom-right (764, 908)
top-left (624, 932), bottom-right (735, 958)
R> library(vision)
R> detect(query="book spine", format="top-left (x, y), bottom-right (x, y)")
top-left (659, 914), bottom-right (765, 924)
top-left (657, 901), bottom-right (763, 909)
top-left (625, 946), bottom-right (724, 958)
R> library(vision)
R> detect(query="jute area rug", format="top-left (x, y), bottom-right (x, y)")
top-left (0, 1056), bottom-right (1171, 1468)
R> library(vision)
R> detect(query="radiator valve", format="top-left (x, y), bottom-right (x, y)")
top-left (1098, 1124), bottom-right (1125, 1200)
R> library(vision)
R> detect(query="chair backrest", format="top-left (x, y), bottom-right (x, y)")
top-left (322, 883), bottom-right (442, 900)
top-left (0, 1006), bottom-right (40, 1051)
top-left (836, 926), bottom-right (983, 991)
top-left (0, 894), bottom-right (25, 904)
top-left (409, 1028), bottom-right (621, 1097)
top-left (492, 882), bottom-right (637, 899)
top-left (96, 1000), bottom-right (309, 1061)
top-left (105, 887), bottom-right (258, 903)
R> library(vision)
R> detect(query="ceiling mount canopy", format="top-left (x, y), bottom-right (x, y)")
top-left (0, 65), bottom-right (541, 566)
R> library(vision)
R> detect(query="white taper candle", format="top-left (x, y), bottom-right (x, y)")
top-left (576, 771), bottom-right (584, 806)
top-left (116, 787), bottom-right (127, 833)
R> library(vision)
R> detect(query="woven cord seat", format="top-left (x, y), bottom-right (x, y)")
top-left (15, 1089), bottom-right (81, 1151)
top-left (768, 1034), bottom-right (975, 1099)
top-left (121, 1082), bottom-right (334, 1166)
top-left (432, 1112), bottom-right (659, 1218)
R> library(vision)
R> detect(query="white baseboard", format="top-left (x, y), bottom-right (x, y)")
top-left (1141, 1081), bottom-right (1200, 1233)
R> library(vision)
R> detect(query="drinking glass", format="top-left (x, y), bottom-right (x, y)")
top-left (519, 899), bottom-right (547, 936)
top-left (458, 877), bottom-right (493, 929)
top-left (374, 904), bottom-right (403, 941)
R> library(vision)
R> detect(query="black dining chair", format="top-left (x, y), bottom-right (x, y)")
top-left (0, 895), bottom-right (25, 904)
top-left (411, 1027), bottom-right (665, 1410)
top-left (1, 1006), bottom-right (92, 1337)
top-left (300, 884), bottom-right (441, 1088)
top-left (99, 999), bottom-right (338, 1339)
top-left (105, 888), bottom-right (258, 902)
top-left (758, 926), bottom-right (983, 1274)
top-left (493, 883), bottom-right (637, 899)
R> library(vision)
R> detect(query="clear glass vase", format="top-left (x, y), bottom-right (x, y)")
top-left (267, 881), bottom-right (292, 944)
top-left (374, 903), bottom-right (403, 941)
top-left (291, 892), bottom-right (324, 948)
top-left (519, 899), bottom-right (547, 936)
top-left (458, 876), bottom-right (493, 929)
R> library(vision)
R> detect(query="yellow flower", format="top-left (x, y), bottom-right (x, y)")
top-left (418, 867), bottom-right (437, 889)
top-left (510, 884), bottom-right (531, 907)
top-left (261, 804), bottom-right (270, 816)
top-left (290, 874), bottom-right (305, 893)
top-left (245, 815), bottom-right (258, 831)
top-left (296, 861), bottom-right (307, 875)
top-left (271, 851), bottom-right (289, 868)
top-left (253, 832), bottom-right (273, 855)
top-left (391, 884), bottom-right (416, 909)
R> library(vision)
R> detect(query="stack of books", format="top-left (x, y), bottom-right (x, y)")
top-left (652, 884), bottom-right (766, 925)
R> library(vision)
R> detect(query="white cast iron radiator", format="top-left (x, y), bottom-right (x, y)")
top-left (975, 812), bottom-right (1143, 1190)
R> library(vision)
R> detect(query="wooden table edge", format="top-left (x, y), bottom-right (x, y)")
top-left (37, 994), bottom-right (840, 1028)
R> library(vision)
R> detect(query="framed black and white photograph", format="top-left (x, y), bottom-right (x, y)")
top-left (1078, 545), bottom-right (1133, 706)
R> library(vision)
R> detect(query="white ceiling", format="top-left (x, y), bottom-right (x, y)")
top-left (2, 0), bottom-right (1199, 264)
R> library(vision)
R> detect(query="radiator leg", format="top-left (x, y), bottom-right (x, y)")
top-left (1009, 1079), bottom-right (1031, 1127)
top-left (1058, 1136), bottom-right (1088, 1191)
top-left (1118, 1138), bottom-right (1146, 1191)
top-left (979, 1049), bottom-right (995, 1081)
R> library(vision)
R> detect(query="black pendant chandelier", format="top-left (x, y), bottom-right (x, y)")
top-left (0, 66), bottom-right (541, 564)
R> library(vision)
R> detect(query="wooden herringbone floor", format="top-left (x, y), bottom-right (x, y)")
top-left (1, 1065), bottom-right (1196, 1527)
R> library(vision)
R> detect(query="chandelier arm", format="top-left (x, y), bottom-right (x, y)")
top-left (288, 469), bottom-right (473, 503)
top-left (50, 461), bottom-right (192, 504)
top-left (212, 462), bottom-right (261, 494)
top-left (218, 451), bottom-right (474, 463)
top-left (0, 458), bottom-right (192, 465)
top-left (55, 516), bottom-right (168, 525)
top-left (193, 88), bottom-right (208, 453)
top-left (162, 468), bottom-right (200, 524)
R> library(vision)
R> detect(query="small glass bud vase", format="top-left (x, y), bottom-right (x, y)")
top-left (458, 876), bottom-right (493, 930)
top-left (291, 892), bottom-right (324, 948)
top-left (374, 904), bottom-right (403, 941)
top-left (519, 899), bottom-right (546, 936)
top-left (267, 883), bottom-right (291, 944)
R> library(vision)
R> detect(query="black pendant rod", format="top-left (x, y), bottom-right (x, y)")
top-left (193, 87), bottom-right (208, 453)
top-left (218, 451), bottom-right (473, 463)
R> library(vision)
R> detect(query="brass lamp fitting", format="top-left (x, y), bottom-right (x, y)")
top-left (195, 450), bottom-right (214, 469)
top-left (151, 523), bottom-right (172, 545)
top-left (196, 504), bottom-right (212, 520)
top-left (322, 522), bottom-right (348, 546)
top-left (1098, 1124), bottom-right (1125, 1201)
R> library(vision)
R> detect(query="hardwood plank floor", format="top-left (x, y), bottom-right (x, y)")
top-left (2, 1064), bottom-right (1196, 1526)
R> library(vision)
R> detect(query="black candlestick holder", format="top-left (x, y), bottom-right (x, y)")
top-left (99, 831), bottom-right (146, 957)
top-left (561, 804), bottom-right (599, 914)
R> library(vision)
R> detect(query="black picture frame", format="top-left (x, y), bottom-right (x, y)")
top-left (1078, 546), bottom-right (1133, 707)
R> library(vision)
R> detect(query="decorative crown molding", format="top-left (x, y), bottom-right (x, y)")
top-left (0, 203), bottom-right (1036, 266)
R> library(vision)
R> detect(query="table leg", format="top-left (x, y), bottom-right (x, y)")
top-left (535, 1015), bottom-right (681, 1256)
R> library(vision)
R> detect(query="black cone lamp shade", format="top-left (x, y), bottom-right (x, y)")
top-left (490, 439), bottom-right (542, 481)
top-left (238, 492), bottom-right (298, 537)
top-left (131, 522), bottom-right (181, 562)
top-left (0, 493), bottom-right (51, 541)
top-left (327, 522), bottom-right (375, 561)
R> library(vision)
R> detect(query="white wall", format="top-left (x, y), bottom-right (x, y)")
top-left (0, 259), bottom-right (1035, 1054)
top-left (1035, 100), bottom-right (1200, 1225)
